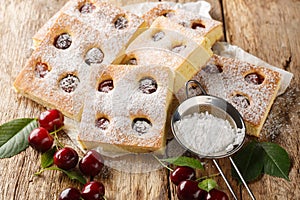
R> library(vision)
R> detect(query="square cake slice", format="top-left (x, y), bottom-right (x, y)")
top-left (14, 13), bottom-right (124, 121)
top-left (123, 16), bottom-right (213, 92)
top-left (78, 64), bottom-right (174, 153)
top-left (142, 3), bottom-right (223, 45)
top-left (175, 55), bottom-right (282, 137)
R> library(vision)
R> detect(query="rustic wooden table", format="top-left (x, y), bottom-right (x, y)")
top-left (0, 0), bottom-right (299, 199)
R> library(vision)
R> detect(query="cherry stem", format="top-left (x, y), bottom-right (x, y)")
top-left (49, 126), bottom-right (64, 148)
top-left (153, 155), bottom-right (174, 172)
top-left (196, 173), bottom-right (221, 182)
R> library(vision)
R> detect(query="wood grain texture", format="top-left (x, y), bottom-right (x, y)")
top-left (0, 0), bottom-right (299, 199)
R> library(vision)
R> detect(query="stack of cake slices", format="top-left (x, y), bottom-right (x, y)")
top-left (14, 1), bottom-right (281, 152)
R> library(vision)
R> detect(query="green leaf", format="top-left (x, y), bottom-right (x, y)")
top-left (35, 166), bottom-right (87, 184)
top-left (198, 179), bottom-right (217, 192)
top-left (160, 156), bottom-right (204, 170)
top-left (0, 118), bottom-right (38, 158)
top-left (261, 142), bottom-right (290, 181)
top-left (41, 147), bottom-right (56, 168)
top-left (231, 141), bottom-right (264, 183)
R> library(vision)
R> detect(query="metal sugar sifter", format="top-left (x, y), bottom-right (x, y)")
top-left (171, 80), bottom-right (255, 200)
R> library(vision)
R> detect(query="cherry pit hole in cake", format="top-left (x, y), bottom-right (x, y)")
top-left (203, 63), bottom-right (223, 73)
top-left (244, 72), bottom-right (265, 85)
top-left (232, 94), bottom-right (250, 108)
top-left (132, 118), bottom-right (152, 136)
top-left (152, 31), bottom-right (165, 42)
top-left (114, 15), bottom-right (128, 30)
top-left (126, 57), bottom-right (138, 65)
top-left (79, 2), bottom-right (96, 14)
top-left (95, 117), bottom-right (110, 130)
top-left (161, 10), bottom-right (175, 18)
top-left (191, 20), bottom-right (206, 29)
top-left (98, 79), bottom-right (114, 93)
top-left (59, 74), bottom-right (80, 93)
top-left (54, 33), bottom-right (72, 50)
top-left (171, 44), bottom-right (187, 54)
top-left (85, 47), bottom-right (104, 65)
top-left (139, 77), bottom-right (157, 94)
top-left (35, 62), bottom-right (50, 78)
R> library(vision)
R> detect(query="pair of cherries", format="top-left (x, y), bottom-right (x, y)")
top-left (170, 166), bottom-right (229, 200)
top-left (28, 109), bottom-right (106, 200)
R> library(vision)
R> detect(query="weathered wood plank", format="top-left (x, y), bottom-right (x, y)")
top-left (0, 0), bottom-right (299, 199)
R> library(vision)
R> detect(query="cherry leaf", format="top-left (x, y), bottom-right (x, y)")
top-left (35, 166), bottom-right (87, 184)
top-left (0, 118), bottom-right (38, 158)
top-left (198, 179), bottom-right (217, 192)
top-left (260, 142), bottom-right (290, 181)
top-left (231, 141), bottom-right (264, 183)
top-left (160, 156), bottom-right (204, 170)
top-left (41, 147), bottom-right (56, 168)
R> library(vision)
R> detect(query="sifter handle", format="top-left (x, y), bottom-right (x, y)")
top-left (213, 159), bottom-right (238, 200)
top-left (229, 157), bottom-right (256, 200)
top-left (185, 80), bottom-right (207, 99)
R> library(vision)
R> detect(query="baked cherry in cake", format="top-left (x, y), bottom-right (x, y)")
top-left (170, 166), bottom-right (196, 185)
top-left (28, 127), bottom-right (53, 152)
top-left (171, 44), bottom-right (186, 53)
top-left (232, 94), bottom-right (250, 108)
top-left (85, 48), bottom-right (104, 65)
top-left (203, 63), bottom-right (223, 74)
top-left (79, 2), bottom-right (96, 14)
top-left (35, 62), bottom-right (49, 78)
top-left (128, 58), bottom-right (137, 65)
top-left (114, 16), bottom-right (128, 30)
top-left (54, 147), bottom-right (79, 170)
top-left (38, 109), bottom-right (64, 132)
top-left (139, 77), bottom-right (157, 94)
top-left (81, 181), bottom-right (105, 200)
top-left (54, 33), bottom-right (72, 49)
top-left (191, 20), bottom-right (206, 29)
top-left (152, 31), bottom-right (165, 41)
top-left (132, 118), bottom-right (152, 135)
top-left (79, 150), bottom-right (104, 177)
top-left (95, 117), bottom-right (110, 130)
top-left (60, 74), bottom-right (80, 93)
top-left (244, 73), bottom-right (264, 85)
top-left (59, 188), bottom-right (81, 200)
top-left (98, 80), bottom-right (114, 93)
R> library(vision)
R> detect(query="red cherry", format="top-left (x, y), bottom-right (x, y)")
top-left (177, 180), bottom-right (207, 200)
top-left (38, 109), bottom-right (64, 132)
top-left (28, 127), bottom-right (53, 152)
top-left (54, 147), bottom-right (78, 170)
top-left (81, 181), bottom-right (105, 200)
top-left (206, 189), bottom-right (229, 200)
top-left (59, 187), bottom-right (81, 200)
top-left (79, 150), bottom-right (104, 177)
top-left (170, 166), bottom-right (196, 185)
